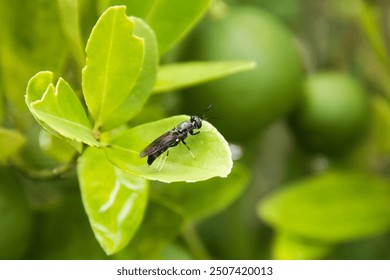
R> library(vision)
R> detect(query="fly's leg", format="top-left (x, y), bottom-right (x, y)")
top-left (156, 139), bottom-right (179, 171)
top-left (181, 139), bottom-right (195, 159)
top-left (157, 150), bottom-right (169, 172)
top-left (190, 128), bottom-right (213, 135)
top-left (155, 152), bottom-right (164, 170)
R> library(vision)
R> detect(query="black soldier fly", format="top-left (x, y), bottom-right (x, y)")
top-left (139, 106), bottom-right (212, 171)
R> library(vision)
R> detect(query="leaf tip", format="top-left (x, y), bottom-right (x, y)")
top-left (26, 71), bottom-right (54, 104)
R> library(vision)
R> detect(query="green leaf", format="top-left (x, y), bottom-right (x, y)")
top-left (25, 71), bottom-right (80, 152)
top-left (102, 16), bottom-right (158, 130)
top-left (57, 0), bottom-right (85, 68)
top-left (272, 232), bottom-right (332, 260)
top-left (77, 147), bottom-right (149, 255)
top-left (82, 6), bottom-right (144, 130)
top-left (0, 128), bottom-right (26, 163)
top-left (25, 71), bottom-right (71, 146)
top-left (153, 61), bottom-right (257, 93)
top-left (104, 115), bottom-right (233, 183)
top-left (26, 71), bottom-right (99, 147)
top-left (151, 164), bottom-right (249, 220)
top-left (113, 201), bottom-right (184, 259)
top-left (258, 171), bottom-right (390, 243)
top-left (98, 0), bottom-right (212, 55)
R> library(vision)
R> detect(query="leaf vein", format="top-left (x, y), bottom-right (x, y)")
top-left (97, 11), bottom-right (118, 127)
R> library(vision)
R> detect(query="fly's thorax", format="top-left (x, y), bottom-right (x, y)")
top-left (176, 120), bottom-right (193, 132)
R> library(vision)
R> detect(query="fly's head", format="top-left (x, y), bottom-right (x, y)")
top-left (190, 116), bottom-right (202, 129)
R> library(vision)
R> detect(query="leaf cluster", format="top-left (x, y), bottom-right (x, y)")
top-left (16, 3), bottom-right (253, 255)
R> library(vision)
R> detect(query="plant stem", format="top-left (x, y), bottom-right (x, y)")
top-left (182, 222), bottom-right (211, 260)
top-left (12, 152), bottom-right (79, 181)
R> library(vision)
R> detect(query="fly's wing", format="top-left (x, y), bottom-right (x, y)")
top-left (139, 130), bottom-right (178, 158)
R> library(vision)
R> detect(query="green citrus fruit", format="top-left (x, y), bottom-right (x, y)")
top-left (182, 6), bottom-right (304, 142)
top-left (289, 72), bottom-right (369, 154)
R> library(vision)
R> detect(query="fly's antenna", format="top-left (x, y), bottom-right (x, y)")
top-left (202, 104), bottom-right (214, 120)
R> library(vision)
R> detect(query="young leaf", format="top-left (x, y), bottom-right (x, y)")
top-left (104, 115), bottom-right (233, 183)
top-left (102, 16), bottom-right (158, 130)
top-left (0, 128), bottom-right (26, 163)
top-left (151, 164), bottom-right (249, 220)
top-left (98, 0), bottom-right (212, 55)
top-left (153, 61), bottom-right (256, 93)
top-left (26, 71), bottom-right (99, 147)
top-left (25, 71), bottom-right (63, 138)
top-left (25, 71), bottom-right (53, 110)
top-left (258, 171), bottom-right (390, 243)
top-left (26, 71), bottom-right (83, 151)
top-left (77, 147), bottom-right (149, 255)
top-left (82, 6), bottom-right (144, 130)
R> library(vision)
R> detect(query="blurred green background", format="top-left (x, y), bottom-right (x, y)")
top-left (2, 0), bottom-right (390, 259)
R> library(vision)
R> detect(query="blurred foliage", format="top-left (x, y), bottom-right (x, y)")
top-left (2, 0), bottom-right (390, 260)
top-left (0, 168), bottom-right (32, 259)
top-left (181, 4), bottom-right (304, 142)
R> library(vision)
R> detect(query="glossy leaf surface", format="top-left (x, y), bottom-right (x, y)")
top-left (82, 6), bottom-right (144, 130)
top-left (78, 147), bottom-right (148, 255)
top-left (26, 71), bottom-right (99, 146)
top-left (105, 115), bottom-right (232, 183)
top-left (102, 16), bottom-right (158, 130)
